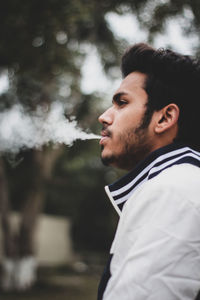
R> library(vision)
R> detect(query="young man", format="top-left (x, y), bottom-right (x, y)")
top-left (98, 43), bottom-right (200, 300)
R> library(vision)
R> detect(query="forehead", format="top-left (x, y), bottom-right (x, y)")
top-left (115, 71), bottom-right (147, 94)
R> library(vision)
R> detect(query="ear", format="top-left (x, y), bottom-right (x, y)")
top-left (154, 104), bottom-right (179, 134)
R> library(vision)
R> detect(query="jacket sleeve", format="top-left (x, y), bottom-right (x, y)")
top-left (103, 180), bottom-right (200, 300)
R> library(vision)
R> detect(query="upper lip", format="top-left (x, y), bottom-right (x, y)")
top-left (101, 130), bottom-right (110, 137)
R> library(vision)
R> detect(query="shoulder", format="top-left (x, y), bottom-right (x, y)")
top-left (150, 163), bottom-right (200, 191)
top-left (134, 163), bottom-right (200, 203)
top-left (148, 164), bottom-right (200, 207)
top-left (123, 164), bottom-right (200, 227)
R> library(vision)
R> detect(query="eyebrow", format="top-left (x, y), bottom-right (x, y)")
top-left (112, 92), bottom-right (128, 103)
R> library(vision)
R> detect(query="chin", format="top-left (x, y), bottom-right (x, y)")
top-left (101, 153), bottom-right (116, 167)
top-left (101, 150), bottom-right (143, 170)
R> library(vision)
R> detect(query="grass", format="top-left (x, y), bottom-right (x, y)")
top-left (0, 267), bottom-right (102, 300)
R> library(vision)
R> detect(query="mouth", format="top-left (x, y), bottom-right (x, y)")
top-left (100, 129), bottom-right (111, 145)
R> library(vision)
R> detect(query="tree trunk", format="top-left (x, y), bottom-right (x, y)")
top-left (0, 145), bottom-right (64, 291)
top-left (0, 157), bottom-right (18, 290)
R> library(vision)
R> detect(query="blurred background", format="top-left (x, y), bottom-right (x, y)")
top-left (0, 0), bottom-right (199, 299)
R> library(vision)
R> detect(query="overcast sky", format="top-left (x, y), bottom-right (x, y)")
top-left (81, 11), bottom-right (198, 98)
top-left (0, 11), bottom-right (198, 98)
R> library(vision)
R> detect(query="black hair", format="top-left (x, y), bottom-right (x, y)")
top-left (121, 43), bottom-right (200, 150)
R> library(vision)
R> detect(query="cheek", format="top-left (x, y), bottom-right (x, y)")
top-left (113, 130), bottom-right (134, 154)
top-left (116, 108), bottom-right (143, 126)
top-left (113, 118), bottom-right (135, 140)
top-left (117, 107), bottom-right (146, 132)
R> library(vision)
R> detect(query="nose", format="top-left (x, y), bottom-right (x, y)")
top-left (98, 107), bottom-right (113, 125)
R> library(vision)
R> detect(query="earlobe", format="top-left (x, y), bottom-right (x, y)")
top-left (154, 104), bottom-right (179, 134)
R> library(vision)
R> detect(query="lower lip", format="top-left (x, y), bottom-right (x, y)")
top-left (100, 136), bottom-right (110, 145)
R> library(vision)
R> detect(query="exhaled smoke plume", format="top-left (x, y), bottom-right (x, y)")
top-left (0, 102), bottom-right (100, 154)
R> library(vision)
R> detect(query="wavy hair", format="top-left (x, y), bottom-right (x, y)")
top-left (121, 43), bottom-right (200, 150)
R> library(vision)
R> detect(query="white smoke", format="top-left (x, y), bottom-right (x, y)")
top-left (0, 102), bottom-right (100, 154)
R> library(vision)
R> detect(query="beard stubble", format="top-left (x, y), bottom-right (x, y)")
top-left (101, 118), bottom-right (154, 171)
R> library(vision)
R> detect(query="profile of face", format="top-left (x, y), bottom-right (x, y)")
top-left (98, 72), bottom-right (156, 170)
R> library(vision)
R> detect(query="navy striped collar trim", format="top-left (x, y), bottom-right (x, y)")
top-left (105, 143), bottom-right (200, 216)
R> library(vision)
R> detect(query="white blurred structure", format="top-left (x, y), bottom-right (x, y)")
top-left (0, 213), bottom-right (73, 290)
top-left (0, 213), bottom-right (73, 265)
top-left (36, 214), bottom-right (73, 266)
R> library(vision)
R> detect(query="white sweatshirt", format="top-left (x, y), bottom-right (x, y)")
top-left (101, 144), bottom-right (200, 300)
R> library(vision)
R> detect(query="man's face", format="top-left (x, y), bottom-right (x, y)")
top-left (99, 72), bottom-right (156, 170)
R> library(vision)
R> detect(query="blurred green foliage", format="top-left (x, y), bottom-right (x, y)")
top-left (0, 0), bottom-right (126, 253)
top-left (0, 0), bottom-right (200, 255)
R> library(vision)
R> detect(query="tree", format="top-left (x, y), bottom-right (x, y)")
top-left (0, 0), bottom-right (124, 291)
top-left (1, 0), bottom-right (200, 292)
top-left (131, 0), bottom-right (200, 53)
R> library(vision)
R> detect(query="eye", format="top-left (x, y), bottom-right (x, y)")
top-left (117, 99), bottom-right (127, 106)
top-left (112, 95), bottom-right (128, 107)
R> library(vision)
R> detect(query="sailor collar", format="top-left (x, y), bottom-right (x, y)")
top-left (105, 142), bottom-right (200, 216)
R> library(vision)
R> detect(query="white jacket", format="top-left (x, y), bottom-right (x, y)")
top-left (100, 144), bottom-right (200, 300)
